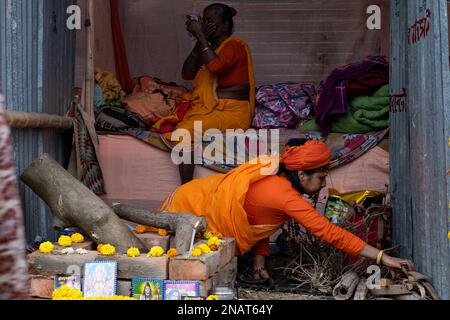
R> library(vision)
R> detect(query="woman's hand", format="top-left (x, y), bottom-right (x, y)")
top-left (381, 253), bottom-right (415, 272)
top-left (186, 20), bottom-right (204, 38)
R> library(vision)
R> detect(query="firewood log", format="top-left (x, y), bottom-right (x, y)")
top-left (333, 271), bottom-right (359, 300)
top-left (111, 204), bottom-right (207, 254)
top-left (20, 154), bottom-right (145, 253)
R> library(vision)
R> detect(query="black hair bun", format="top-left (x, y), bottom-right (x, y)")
top-left (229, 6), bottom-right (237, 17)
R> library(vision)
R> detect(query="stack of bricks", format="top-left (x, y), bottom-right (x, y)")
top-left (28, 232), bottom-right (237, 299)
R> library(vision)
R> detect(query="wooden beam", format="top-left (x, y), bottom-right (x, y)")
top-left (6, 111), bottom-right (73, 129)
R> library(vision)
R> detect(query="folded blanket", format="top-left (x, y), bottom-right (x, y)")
top-left (300, 85), bottom-right (389, 134)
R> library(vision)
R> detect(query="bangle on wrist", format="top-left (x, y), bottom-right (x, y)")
top-left (376, 250), bottom-right (384, 265)
top-left (201, 46), bottom-right (210, 54)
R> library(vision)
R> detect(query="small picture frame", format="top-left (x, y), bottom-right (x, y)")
top-left (131, 278), bottom-right (164, 300)
top-left (163, 281), bottom-right (200, 300)
top-left (54, 274), bottom-right (81, 291)
top-left (83, 261), bottom-right (118, 298)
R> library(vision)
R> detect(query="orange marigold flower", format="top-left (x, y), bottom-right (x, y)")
top-left (135, 225), bottom-right (147, 234)
top-left (209, 244), bottom-right (219, 252)
top-left (97, 244), bottom-right (103, 253)
top-left (167, 248), bottom-right (178, 258)
top-left (158, 229), bottom-right (168, 237)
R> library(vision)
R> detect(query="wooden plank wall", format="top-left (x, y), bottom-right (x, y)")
top-left (76, 0), bottom-right (389, 87)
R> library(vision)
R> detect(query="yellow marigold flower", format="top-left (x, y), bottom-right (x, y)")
top-left (52, 285), bottom-right (83, 300)
top-left (135, 225), bottom-right (147, 234)
top-left (191, 248), bottom-right (203, 257)
top-left (212, 232), bottom-right (223, 239)
top-left (204, 232), bottom-right (213, 240)
top-left (97, 244), bottom-right (103, 253)
top-left (167, 248), bottom-right (178, 258)
top-left (196, 244), bottom-right (211, 254)
top-left (148, 246), bottom-right (164, 257)
top-left (58, 235), bottom-right (72, 247)
top-left (158, 229), bottom-right (168, 237)
top-left (100, 244), bottom-right (116, 256)
top-left (70, 233), bottom-right (84, 243)
top-left (448, 231), bottom-right (450, 240)
top-left (207, 237), bottom-right (222, 247)
top-left (39, 241), bottom-right (54, 254)
top-left (127, 247), bottom-right (140, 258)
top-left (207, 295), bottom-right (220, 300)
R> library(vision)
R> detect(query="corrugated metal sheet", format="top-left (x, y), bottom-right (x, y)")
top-left (0, 0), bottom-right (75, 243)
top-left (390, 0), bottom-right (450, 298)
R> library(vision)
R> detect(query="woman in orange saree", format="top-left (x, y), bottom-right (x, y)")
top-left (158, 140), bottom-right (415, 285)
top-left (161, 4), bottom-right (256, 184)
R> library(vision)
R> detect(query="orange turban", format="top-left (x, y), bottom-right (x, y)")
top-left (280, 140), bottom-right (332, 171)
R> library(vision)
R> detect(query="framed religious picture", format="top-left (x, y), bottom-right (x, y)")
top-left (131, 278), bottom-right (163, 300)
top-left (163, 281), bottom-right (200, 300)
top-left (54, 274), bottom-right (81, 291)
top-left (83, 261), bottom-right (118, 298)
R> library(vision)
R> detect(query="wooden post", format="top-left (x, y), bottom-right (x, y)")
top-left (6, 112), bottom-right (73, 129)
top-left (84, 0), bottom-right (95, 121)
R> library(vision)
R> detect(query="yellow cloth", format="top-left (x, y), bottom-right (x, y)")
top-left (159, 156), bottom-right (279, 256)
top-left (162, 36), bottom-right (255, 144)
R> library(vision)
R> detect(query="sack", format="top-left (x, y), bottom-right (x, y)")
top-left (95, 106), bottom-right (147, 132)
top-left (131, 76), bottom-right (188, 98)
top-left (124, 91), bottom-right (176, 123)
top-left (252, 83), bottom-right (316, 129)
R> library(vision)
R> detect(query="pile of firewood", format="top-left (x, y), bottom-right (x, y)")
top-left (278, 211), bottom-right (440, 300)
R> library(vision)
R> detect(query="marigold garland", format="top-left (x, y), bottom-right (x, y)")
top-left (148, 246), bottom-right (164, 257)
top-left (70, 233), bottom-right (85, 243)
top-left (196, 244), bottom-right (211, 254)
top-left (158, 229), bottom-right (168, 237)
top-left (39, 241), bottom-right (54, 254)
top-left (127, 247), bottom-right (141, 258)
top-left (167, 248), bottom-right (178, 258)
top-left (100, 244), bottom-right (116, 256)
top-left (191, 248), bottom-right (203, 257)
top-left (207, 295), bottom-right (220, 300)
top-left (135, 225), bottom-right (147, 234)
top-left (207, 236), bottom-right (222, 247)
top-left (58, 235), bottom-right (72, 247)
top-left (52, 285), bottom-right (83, 300)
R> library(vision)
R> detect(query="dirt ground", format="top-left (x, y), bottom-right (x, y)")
top-left (237, 288), bottom-right (334, 300)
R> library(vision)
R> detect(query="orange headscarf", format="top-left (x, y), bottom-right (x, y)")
top-left (280, 140), bottom-right (332, 171)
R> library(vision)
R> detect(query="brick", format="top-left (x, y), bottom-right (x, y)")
top-left (96, 254), bottom-right (168, 280)
top-left (135, 233), bottom-right (171, 251)
top-left (30, 276), bottom-right (54, 299)
top-left (168, 238), bottom-right (235, 281)
top-left (28, 250), bottom-right (168, 280)
top-left (199, 278), bottom-right (213, 297)
top-left (212, 257), bottom-right (237, 288)
top-left (117, 280), bottom-right (132, 297)
top-left (28, 251), bottom-right (98, 276)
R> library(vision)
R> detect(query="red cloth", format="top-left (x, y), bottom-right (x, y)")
top-left (244, 175), bottom-right (366, 257)
top-left (206, 39), bottom-right (249, 88)
top-left (110, 0), bottom-right (132, 93)
top-left (149, 100), bottom-right (191, 133)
